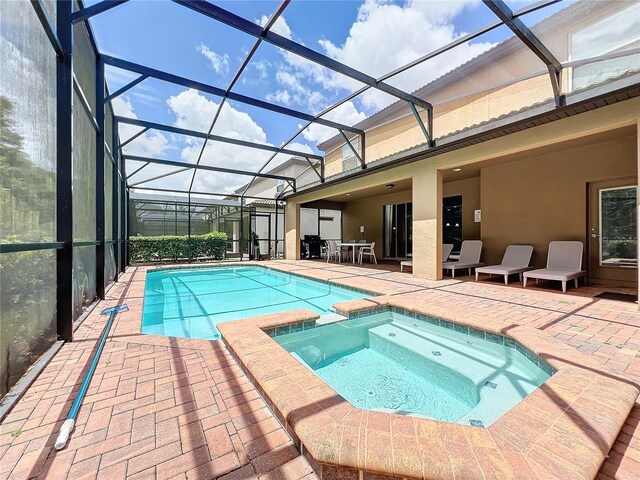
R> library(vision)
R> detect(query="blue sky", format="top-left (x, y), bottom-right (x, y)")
top-left (84, 0), bottom-right (568, 194)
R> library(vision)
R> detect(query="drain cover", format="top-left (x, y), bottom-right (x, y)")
top-left (432, 351), bottom-right (442, 356)
top-left (388, 332), bottom-right (396, 337)
top-left (413, 323), bottom-right (419, 327)
top-left (484, 381), bottom-right (497, 389)
top-left (367, 391), bottom-right (375, 397)
top-left (470, 419), bottom-right (485, 428)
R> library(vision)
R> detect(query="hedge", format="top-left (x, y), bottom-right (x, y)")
top-left (129, 232), bottom-right (227, 263)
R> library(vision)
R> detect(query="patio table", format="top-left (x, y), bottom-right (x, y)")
top-left (339, 242), bottom-right (373, 264)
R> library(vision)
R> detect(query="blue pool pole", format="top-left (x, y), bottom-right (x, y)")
top-left (54, 304), bottom-right (128, 450)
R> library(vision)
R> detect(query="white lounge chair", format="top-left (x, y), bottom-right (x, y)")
top-left (475, 245), bottom-right (534, 285)
top-left (443, 240), bottom-right (484, 278)
top-left (523, 241), bottom-right (587, 293)
top-left (400, 244), bottom-right (453, 272)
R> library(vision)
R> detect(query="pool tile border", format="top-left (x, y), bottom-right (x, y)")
top-left (219, 295), bottom-right (639, 480)
top-left (266, 305), bottom-right (557, 376)
top-left (147, 262), bottom-right (379, 297)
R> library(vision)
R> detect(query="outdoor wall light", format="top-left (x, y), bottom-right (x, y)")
top-left (360, 225), bottom-right (365, 235)
top-left (453, 168), bottom-right (462, 172)
top-left (386, 184), bottom-right (395, 189)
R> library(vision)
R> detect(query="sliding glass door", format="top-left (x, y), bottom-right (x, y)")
top-left (383, 203), bottom-right (412, 258)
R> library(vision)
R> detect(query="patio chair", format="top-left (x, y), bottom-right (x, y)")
top-left (475, 245), bottom-right (534, 285)
top-left (326, 240), bottom-right (342, 263)
top-left (358, 242), bottom-right (377, 264)
top-left (340, 241), bottom-right (352, 261)
top-left (523, 241), bottom-right (587, 293)
top-left (442, 240), bottom-right (484, 278)
top-left (400, 244), bottom-right (453, 272)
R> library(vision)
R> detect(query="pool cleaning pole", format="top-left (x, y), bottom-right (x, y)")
top-left (54, 304), bottom-right (128, 450)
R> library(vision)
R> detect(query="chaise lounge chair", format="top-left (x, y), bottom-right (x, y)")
top-left (443, 240), bottom-right (484, 278)
top-left (475, 245), bottom-right (534, 285)
top-left (523, 241), bottom-right (587, 293)
top-left (400, 244), bottom-right (453, 272)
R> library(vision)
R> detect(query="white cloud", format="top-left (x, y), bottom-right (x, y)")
top-left (287, 142), bottom-right (314, 155)
top-left (257, 15), bottom-right (333, 111)
top-left (112, 96), bottom-right (169, 157)
top-left (257, 0), bottom-right (491, 114)
top-left (301, 101), bottom-right (367, 144)
top-left (256, 15), bottom-right (292, 39)
top-left (266, 70), bottom-right (325, 109)
top-left (197, 44), bottom-right (230, 75)
top-left (317, 0), bottom-right (492, 110)
top-left (164, 89), bottom-right (312, 194)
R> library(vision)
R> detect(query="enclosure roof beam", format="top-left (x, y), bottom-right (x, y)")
top-left (120, 127), bottom-right (149, 149)
top-left (482, 0), bottom-right (563, 101)
top-left (173, 0), bottom-right (433, 110)
top-left (30, 0), bottom-right (63, 57)
top-left (102, 55), bottom-right (363, 134)
top-left (115, 116), bottom-right (323, 160)
top-left (104, 74), bottom-right (148, 103)
top-left (338, 130), bottom-right (364, 169)
top-left (131, 186), bottom-right (278, 202)
top-left (71, 0), bottom-right (130, 24)
top-left (73, 74), bottom-right (101, 133)
top-left (129, 167), bottom-right (191, 188)
top-left (127, 161), bottom-right (150, 179)
top-left (189, 0), bottom-right (292, 198)
top-left (124, 155), bottom-right (297, 182)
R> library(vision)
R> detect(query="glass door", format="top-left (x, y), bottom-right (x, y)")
top-left (383, 203), bottom-right (411, 258)
top-left (588, 178), bottom-right (637, 286)
top-left (443, 195), bottom-right (463, 252)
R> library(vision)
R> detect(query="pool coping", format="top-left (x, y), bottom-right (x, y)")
top-left (218, 295), bottom-right (639, 480)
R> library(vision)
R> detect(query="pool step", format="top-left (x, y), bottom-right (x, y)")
top-left (369, 324), bottom-right (479, 405)
top-left (316, 313), bottom-right (348, 326)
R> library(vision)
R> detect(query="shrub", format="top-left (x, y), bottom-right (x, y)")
top-left (603, 239), bottom-right (637, 260)
top-left (129, 232), bottom-right (227, 263)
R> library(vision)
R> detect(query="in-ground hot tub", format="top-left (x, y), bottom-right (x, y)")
top-left (274, 309), bottom-right (554, 427)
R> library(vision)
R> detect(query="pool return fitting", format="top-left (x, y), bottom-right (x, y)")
top-left (54, 304), bottom-right (128, 451)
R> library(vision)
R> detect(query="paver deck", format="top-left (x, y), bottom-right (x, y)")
top-left (1, 260), bottom-right (639, 479)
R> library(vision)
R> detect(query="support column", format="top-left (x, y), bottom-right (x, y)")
top-left (412, 166), bottom-right (442, 280)
top-left (56, 0), bottom-right (73, 341)
top-left (112, 120), bottom-right (119, 281)
top-left (637, 120), bottom-right (640, 308)
top-left (96, 58), bottom-right (105, 298)
top-left (285, 201), bottom-right (300, 260)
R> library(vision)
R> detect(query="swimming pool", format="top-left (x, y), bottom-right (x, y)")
top-left (141, 266), bottom-right (370, 340)
top-left (275, 310), bottom-right (552, 426)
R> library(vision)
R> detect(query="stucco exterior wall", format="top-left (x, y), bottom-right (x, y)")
top-left (342, 189), bottom-right (412, 259)
top-left (480, 133), bottom-right (637, 268)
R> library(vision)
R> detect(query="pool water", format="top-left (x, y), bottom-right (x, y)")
top-left (275, 311), bottom-right (552, 426)
top-left (141, 266), bottom-right (369, 340)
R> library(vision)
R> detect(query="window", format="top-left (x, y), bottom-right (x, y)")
top-left (570, 4), bottom-right (640, 90)
top-left (342, 137), bottom-right (360, 171)
top-left (276, 179), bottom-right (285, 194)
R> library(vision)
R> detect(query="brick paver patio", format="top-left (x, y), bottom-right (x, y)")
top-left (1, 260), bottom-right (638, 479)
